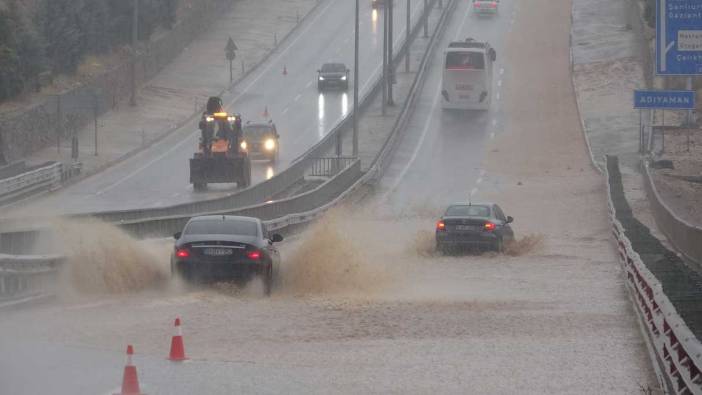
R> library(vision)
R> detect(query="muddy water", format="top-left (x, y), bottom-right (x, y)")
top-left (48, 219), bottom-right (169, 294)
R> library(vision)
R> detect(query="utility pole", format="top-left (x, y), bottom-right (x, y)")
top-left (388, 0), bottom-right (394, 106)
top-left (423, 0), bottom-right (429, 38)
top-left (130, 0), bottom-right (139, 107)
top-left (93, 95), bottom-right (99, 156)
top-left (382, 4), bottom-right (388, 116)
top-left (56, 95), bottom-right (63, 153)
top-left (353, 0), bottom-right (360, 157)
top-left (405, 0), bottom-right (410, 73)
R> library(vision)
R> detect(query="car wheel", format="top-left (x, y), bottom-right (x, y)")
top-left (436, 242), bottom-right (446, 255)
top-left (262, 266), bottom-right (273, 297)
top-left (494, 238), bottom-right (504, 253)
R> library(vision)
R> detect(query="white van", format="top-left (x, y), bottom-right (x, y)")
top-left (441, 39), bottom-right (496, 111)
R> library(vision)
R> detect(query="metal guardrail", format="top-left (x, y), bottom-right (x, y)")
top-left (0, 161), bottom-right (62, 206)
top-left (643, 159), bottom-right (702, 268)
top-left (114, 159), bottom-right (362, 239)
top-left (0, 254), bottom-right (63, 304)
top-left (308, 157), bottom-right (356, 177)
top-left (0, 162), bottom-right (27, 179)
top-left (606, 156), bottom-right (702, 394)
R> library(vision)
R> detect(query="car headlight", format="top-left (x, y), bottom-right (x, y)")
top-left (264, 139), bottom-right (276, 151)
top-left (240, 141), bottom-right (247, 150)
top-left (318, 76), bottom-right (325, 81)
top-left (341, 75), bottom-right (347, 81)
top-left (205, 116), bottom-right (214, 122)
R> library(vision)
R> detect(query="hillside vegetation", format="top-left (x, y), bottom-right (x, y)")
top-left (0, 0), bottom-right (178, 102)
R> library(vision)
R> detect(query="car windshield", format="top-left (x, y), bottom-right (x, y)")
top-left (445, 52), bottom-right (485, 70)
top-left (445, 205), bottom-right (490, 217)
top-left (184, 219), bottom-right (258, 236)
top-left (243, 124), bottom-right (275, 137)
top-left (321, 63), bottom-right (346, 72)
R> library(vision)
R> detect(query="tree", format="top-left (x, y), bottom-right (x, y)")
top-left (9, 0), bottom-right (46, 86)
top-left (39, 0), bottom-right (85, 74)
top-left (79, 0), bottom-right (110, 54)
top-left (0, 8), bottom-right (23, 100)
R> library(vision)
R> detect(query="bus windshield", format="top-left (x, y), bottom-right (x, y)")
top-left (445, 52), bottom-right (485, 70)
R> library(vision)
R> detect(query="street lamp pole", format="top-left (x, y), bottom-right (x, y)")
top-left (388, 0), bottom-right (394, 106)
top-left (423, 0), bottom-right (428, 38)
top-left (405, 0), bottom-right (410, 73)
top-left (130, 0), bottom-right (139, 106)
top-left (382, 4), bottom-right (388, 116)
top-left (353, 0), bottom-right (360, 157)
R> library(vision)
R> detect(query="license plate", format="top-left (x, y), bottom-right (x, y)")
top-left (455, 225), bottom-right (478, 231)
top-left (204, 248), bottom-right (233, 256)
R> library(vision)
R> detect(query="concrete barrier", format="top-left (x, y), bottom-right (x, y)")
top-left (643, 160), bottom-right (702, 268)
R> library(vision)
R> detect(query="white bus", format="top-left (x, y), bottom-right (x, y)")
top-left (441, 39), bottom-right (496, 111)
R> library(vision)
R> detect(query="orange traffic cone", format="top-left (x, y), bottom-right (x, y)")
top-left (168, 317), bottom-right (187, 361)
top-left (282, 65), bottom-right (288, 76)
top-left (115, 345), bottom-right (142, 395)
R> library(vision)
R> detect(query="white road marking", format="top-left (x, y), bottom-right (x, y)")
top-left (490, 131), bottom-right (495, 139)
top-left (294, 93), bottom-right (302, 101)
top-left (306, 81), bottom-right (313, 88)
top-left (382, 87), bottom-right (442, 201)
top-left (496, 92), bottom-right (501, 101)
top-left (454, 4), bottom-right (472, 40)
top-left (497, 79), bottom-right (502, 87)
top-left (476, 177), bottom-right (483, 185)
top-left (492, 118), bottom-right (497, 126)
top-left (282, 107), bottom-right (289, 114)
top-left (500, 68), bottom-right (505, 75)
top-left (470, 187), bottom-right (478, 196)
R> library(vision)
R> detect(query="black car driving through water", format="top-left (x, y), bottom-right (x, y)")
top-left (435, 202), bottom-right (514, 253)
top-left (317, 63), bottom-right (349, 91)
top-left (171, 215), bottom-right (283, 295)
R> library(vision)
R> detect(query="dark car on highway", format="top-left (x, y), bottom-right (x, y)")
top-left (317, 63), bottom-right (349, 91)
top-left (241, 120), bottom-right (280, 163)
top-left (171, 215), bottom-right (283, 295)
top-left (435, 202), bottom-right (514, 253)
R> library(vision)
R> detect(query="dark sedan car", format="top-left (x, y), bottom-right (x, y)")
top-left (317, 63), bottom-right (349, 91)
top-left (171, 215), bottom-right (283, 295)
top-left (435, 202), bottom-right (514, 253)
top-left (241, 121), bottom-right (279, 163)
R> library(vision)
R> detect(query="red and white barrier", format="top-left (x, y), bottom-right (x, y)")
top-left (608, 187), bottom-right (702, 394)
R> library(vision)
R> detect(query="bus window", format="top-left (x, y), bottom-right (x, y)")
top-left (445, 52), bottom-right (485, 70)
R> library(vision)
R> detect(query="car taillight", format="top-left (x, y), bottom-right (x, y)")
top-left (175, 248), bottom-right (190, 258)
top-left (247, 250), bottom-right (261, 260)
top-left (436, 220), bottom-right (446, 231)
top-left (489, 2), bottom-right (497, 8)
top-left (484, 222), bottom-right (496, 231)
